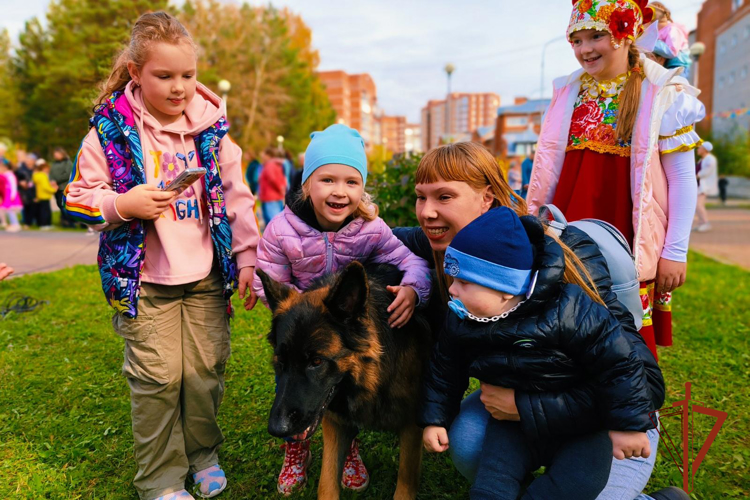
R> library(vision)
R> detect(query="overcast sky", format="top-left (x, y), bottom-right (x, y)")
top-left (3, 0), bottom-right (705, 122)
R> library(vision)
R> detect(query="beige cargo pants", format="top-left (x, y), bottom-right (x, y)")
top-left (112, 269), bottom-right (231, 500)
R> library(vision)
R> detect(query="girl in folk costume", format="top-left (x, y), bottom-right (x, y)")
top-left (65, 12), bottom-right (259, 500)
top-left (527, 0), bottom-right (704, 361)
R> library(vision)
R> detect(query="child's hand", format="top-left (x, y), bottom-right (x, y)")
top-left (656, 257), bottom-right (686, 294)
top-left (0, 263), bottom-right (14, 281)
top-left (238, 266), bottom-right (258, 310)
top-left (386, 285), bottom-right (417, 328)
top-left (116, 185), bottom-right (177, 220)
top-left (609, 430), bottom-right (651, 460)
top-left (423, 426), bottom-right (449, 453)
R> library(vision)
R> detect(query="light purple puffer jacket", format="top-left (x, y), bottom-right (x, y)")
top-left (252, 206), bottom-right (432, 305)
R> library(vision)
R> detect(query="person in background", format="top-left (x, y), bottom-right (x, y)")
top-left (258, 149), bottom-right (287, 224)
top-left (0, 159), bottom-right (23, 232)
top-left (521, 150), bottom-right (534, 199)
top-left (281, 148), bottom-right (294, 193)
top-left (718, 176), bottom-right (729, 205)
top-left (650, 2), bottom-right (692, 78)
top-left (50, 147), bottom-right (75, 228)
top-left (14, 149), bottom-right (36, 228)
top-left (245, 152), bottom-right (262, 196)
top-left (32, 158), bottom-right (57, 230)
top-left (506, 159), bottom-right (523, 196)
top-left (694, 142), bottom-right (718, 233)
top-left (284, 152), bottom-right (304, 207)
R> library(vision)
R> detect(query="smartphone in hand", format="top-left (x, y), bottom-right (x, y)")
top-left (164, 168), bottom-right (207, 195)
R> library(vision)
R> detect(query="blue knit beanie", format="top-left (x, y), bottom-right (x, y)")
top-left (444, 207), bottom-right (534, 295)
top-left (302, 124), bottom-right (368, 184)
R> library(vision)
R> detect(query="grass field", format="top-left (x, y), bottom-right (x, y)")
top-left (1, 252), bottom-right (748, 499)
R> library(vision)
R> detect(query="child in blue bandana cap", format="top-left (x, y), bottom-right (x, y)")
top-left (420, 206), bottom-right (657, 500)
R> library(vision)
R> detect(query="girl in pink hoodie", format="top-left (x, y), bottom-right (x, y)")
top-left (64, 12), bottom-right (259, 500)
top-left (249, 124), bottom-right (431, 496)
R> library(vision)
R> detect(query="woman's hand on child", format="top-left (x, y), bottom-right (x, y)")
top-left (237, 266), bottom-right (257, 310)
top-left (115, 185), bottom-right (177, 220)
top-left (423, 426), bottom-right (450, 453)
top-left (386, 285), bottom-right (417, 328)
top-left (609, 430), bottom-right (651, 460)
top-left (656, 257), bottom-right (687, 294)
top-left (480, 383), bottom-right (521, 421)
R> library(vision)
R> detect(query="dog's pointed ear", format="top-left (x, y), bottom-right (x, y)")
top-left (324, 261), bottom-right (368, 320)
top-left (257, 269), bottom-right (293, 313)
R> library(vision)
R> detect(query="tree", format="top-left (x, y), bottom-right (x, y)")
top-left (179, 0), bottom-right (335, 157)
top-left (12, 0), bottom-right (168, 156)
top-left (0, 29), bottom-right (23, 142)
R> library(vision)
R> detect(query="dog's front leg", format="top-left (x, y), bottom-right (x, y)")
top-left (394, 424), bottom-right (423, 500)
top-left (318, 413), bottom-right (357, 500)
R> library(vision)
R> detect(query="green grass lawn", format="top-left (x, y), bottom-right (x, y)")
top-left (1, 252), bottom-right (748, 499)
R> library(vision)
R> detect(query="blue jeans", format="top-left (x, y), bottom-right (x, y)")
top-left (262, 200), bottom-right (284, 225)
top-left (471, 420), bottom-right (611, 499)
top-left (449, 391), bottom-right (660, 500)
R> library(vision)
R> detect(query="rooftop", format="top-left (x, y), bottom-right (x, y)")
top-left (497, 98), bottom-right (551, 116)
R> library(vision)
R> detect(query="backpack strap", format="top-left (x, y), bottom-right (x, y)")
top-left (538, 204), bottom-right (568, 237)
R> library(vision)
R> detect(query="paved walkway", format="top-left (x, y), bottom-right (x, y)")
top-left (689, 207), bottom-right (750, 270)
top-left (0, 230), bottom-right (99, 277)
top-left (0, 207), bottom-right (748, 277)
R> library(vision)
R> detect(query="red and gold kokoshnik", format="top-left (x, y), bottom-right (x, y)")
top-left (568, 0), bottom-right (655, 43)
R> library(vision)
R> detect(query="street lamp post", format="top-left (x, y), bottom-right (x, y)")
top-left (276, 135), bottom-right (285, 151)
top-left (540, 36), bottom-right (566, 99)
top-left (445, 63), bottom-right (455, 142)
top-left (218, 79), bottom-right (231, 109)
top-left (689, 42), bottom-right (706, 89)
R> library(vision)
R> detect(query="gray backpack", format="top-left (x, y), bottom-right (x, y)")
top-left (539, 204), bottom-right (643, 331)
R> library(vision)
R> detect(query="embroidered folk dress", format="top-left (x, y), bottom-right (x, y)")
top-left (551, 71), bottom-right (703, 359)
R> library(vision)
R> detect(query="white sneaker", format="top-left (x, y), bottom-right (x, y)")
top-left (40, 225), bottom-right (53, 231)
top-left (6, 225), bottom-right (21, 233)
top-left (696, 223), bottom-right (712, 232)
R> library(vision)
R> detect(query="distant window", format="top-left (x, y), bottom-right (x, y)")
top-left (719, 77), bottom-right (725, 89)
top-left (733, 0), bottom-right (744, 12)
top-left (719, 42), bottom-right (727, 54)
top-left (745, 26), bottom-right (750, 39)
top-left (729, 71), bottom-right (736, 85)
top-left (506, 116), bottom-right (529, 127)
top-left (742, 66), bottom-right (748, 79)
top-left (731, 35), bottom-right (738, 47)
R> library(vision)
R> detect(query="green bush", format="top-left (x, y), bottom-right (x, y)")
top-left (368, 153), bottom-right (422, 228)
top-left (704, 128), bottom-right (750, 178)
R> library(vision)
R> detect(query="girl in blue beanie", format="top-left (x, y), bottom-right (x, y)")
top-left (248, 124), bottom-right (432, 495)
top-left (420, 207), bottom-right (657, 500)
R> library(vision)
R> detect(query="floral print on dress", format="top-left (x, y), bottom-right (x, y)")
top-left (567, 71), bottom-right (632, 157)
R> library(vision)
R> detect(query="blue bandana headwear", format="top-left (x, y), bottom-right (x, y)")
top-left (444, 207), bottom-right (534, 296)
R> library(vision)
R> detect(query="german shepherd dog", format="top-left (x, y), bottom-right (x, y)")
top-left (257, 261), bottom-right (433, 499)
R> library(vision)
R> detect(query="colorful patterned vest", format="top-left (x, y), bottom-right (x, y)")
top-left (86, 92), bottom-right (237, 318)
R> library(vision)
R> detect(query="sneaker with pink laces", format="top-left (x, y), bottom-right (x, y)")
top-left (277, 439), bottom-right (312, 496)
top-left (341, 439), bottom-right (369, 491)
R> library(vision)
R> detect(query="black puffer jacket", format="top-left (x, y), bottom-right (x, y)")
top-left (400, 218), bottom-right (662, 438)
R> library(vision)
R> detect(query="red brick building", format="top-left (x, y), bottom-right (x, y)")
top-left (420, 93), bottom-right (501, 151)
top-left (379, 115), bottom-right (407, 154)
top-left (493, 97), bottom-right (550, 158)
top-left (695, 0), bottom-right (743, 132)
top-left (317, 70), bottom-right (378, 147)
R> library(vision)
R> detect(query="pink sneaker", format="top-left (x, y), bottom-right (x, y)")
top-left (277, 440), bottom-right (312, 496)
top-left (341, 439), bottom-right (369, 491)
